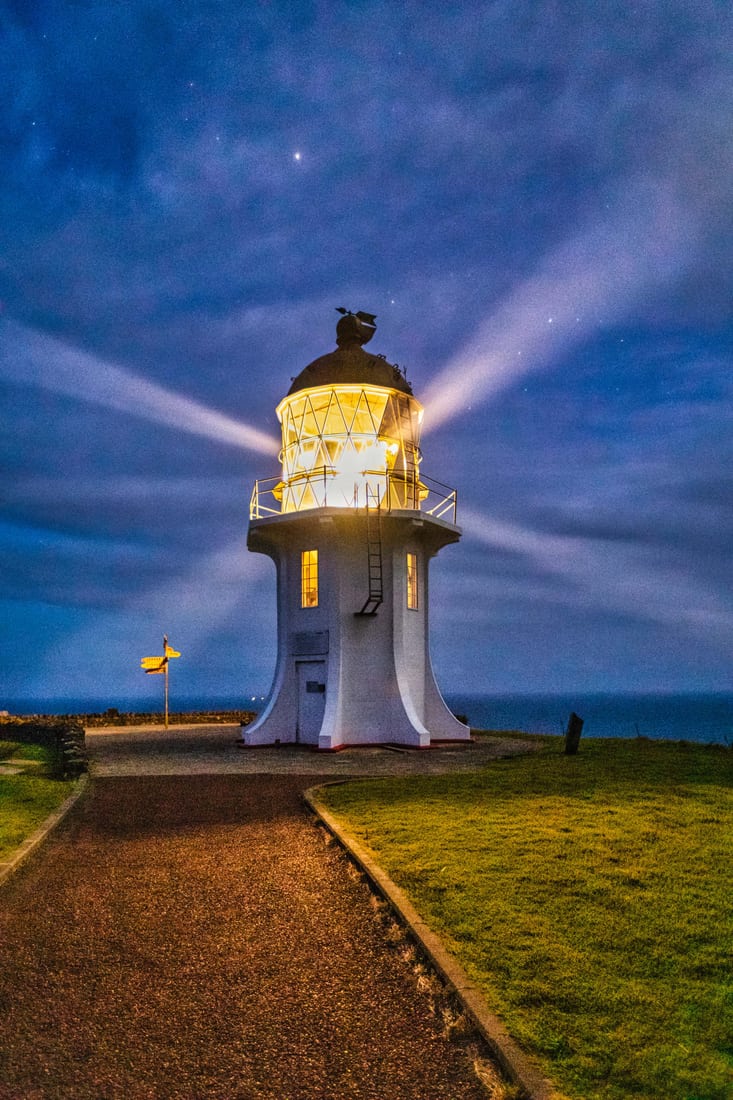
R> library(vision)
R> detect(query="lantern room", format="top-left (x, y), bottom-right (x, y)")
top-left (251, 310), bottom-right (456, 523)
top-left (275, 383), bottom-right (423, 512)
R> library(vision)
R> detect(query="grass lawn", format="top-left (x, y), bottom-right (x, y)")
top-left (320, 736), bottom-right (733, 1100)
top-left (0, 741), bottom-right (77, 862)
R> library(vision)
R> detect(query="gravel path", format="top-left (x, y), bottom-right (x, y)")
top-left (0, 770), bottom-right (491, 1099)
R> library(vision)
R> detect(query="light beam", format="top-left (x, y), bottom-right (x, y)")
top-left (421, 174), bottom-right (705, 431)
top-left (0, 319), bottom-right (278, 456)
top-left (460, 506), bottom-right (733, 639)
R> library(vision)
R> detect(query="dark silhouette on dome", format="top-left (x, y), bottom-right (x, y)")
top-left (335, 308), bottom-right (377, 347)
top-left (287, 311), bottom-right (412, 396)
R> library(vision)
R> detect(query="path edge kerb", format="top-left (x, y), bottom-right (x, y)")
top-left (304, 783), bottom-right (554, 1100)
top-left (0, 774), bottom-right (89, 888)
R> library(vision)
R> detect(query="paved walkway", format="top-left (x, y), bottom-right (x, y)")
top-left (0, 727), bottom-right (531, 1099)
top-left (87, 722), bottom-right (532, 777)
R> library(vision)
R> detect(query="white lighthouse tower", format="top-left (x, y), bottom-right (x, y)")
top-left (243, 311), bottom-right (469, 751)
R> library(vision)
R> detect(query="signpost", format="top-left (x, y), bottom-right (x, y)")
top-left (140, 636), bottom-right (181, 728)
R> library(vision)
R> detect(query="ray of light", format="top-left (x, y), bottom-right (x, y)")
top-left (421, 174), bottom-right (704, 431)
top-left (460, 505), bottom-right (733, 639)
top-left (0, 318), bottom-right (278, 455)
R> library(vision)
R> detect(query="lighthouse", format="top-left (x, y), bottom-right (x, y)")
top-left (243, 311), bottom-right (469, 750)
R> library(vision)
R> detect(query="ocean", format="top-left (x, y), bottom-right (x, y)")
top-left (0, 696), bottom-right (266, 719)
top-left (3, 692), bottom-right (732, 745)
top-left (445, 692), bottom-right (733, 746)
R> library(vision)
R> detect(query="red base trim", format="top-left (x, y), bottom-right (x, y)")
top-left (239, 737), bottom-right (474, 752)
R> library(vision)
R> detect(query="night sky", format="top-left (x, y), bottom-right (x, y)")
top-left (2, 1), bottom-right (732, 707)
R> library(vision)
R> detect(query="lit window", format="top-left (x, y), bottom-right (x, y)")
top-left (406, 552), bottom-right (418, 610)
top-left (301, 549), bottom-right (319, 608)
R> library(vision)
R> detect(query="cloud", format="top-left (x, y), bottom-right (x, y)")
top-left (0, 474), bottom-right (254, 552)
top-left (20, 538), bottom-right (276, 700)
top-left (0, 518), bottom-right (165, 607)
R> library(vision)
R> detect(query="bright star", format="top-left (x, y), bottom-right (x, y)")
top-left (293, 151), bottom-right (302, 161)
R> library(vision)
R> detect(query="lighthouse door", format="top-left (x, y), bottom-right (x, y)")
top-left (296, 661), bottom-right (326, 744)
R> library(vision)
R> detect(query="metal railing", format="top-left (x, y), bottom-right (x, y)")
top-left (250, 467), bottom-right (457, 524)
top-left (420, 476), bottom-right (458, 522)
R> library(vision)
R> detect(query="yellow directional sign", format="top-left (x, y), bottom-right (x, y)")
top-left (141, 656), bottom-right (166, 670)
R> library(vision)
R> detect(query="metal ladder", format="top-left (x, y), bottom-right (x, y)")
top-left (355, 485), bottom-right (383, 616)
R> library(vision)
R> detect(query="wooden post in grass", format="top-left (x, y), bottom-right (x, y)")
top-left (564, 711), bottom-right (584, 754)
